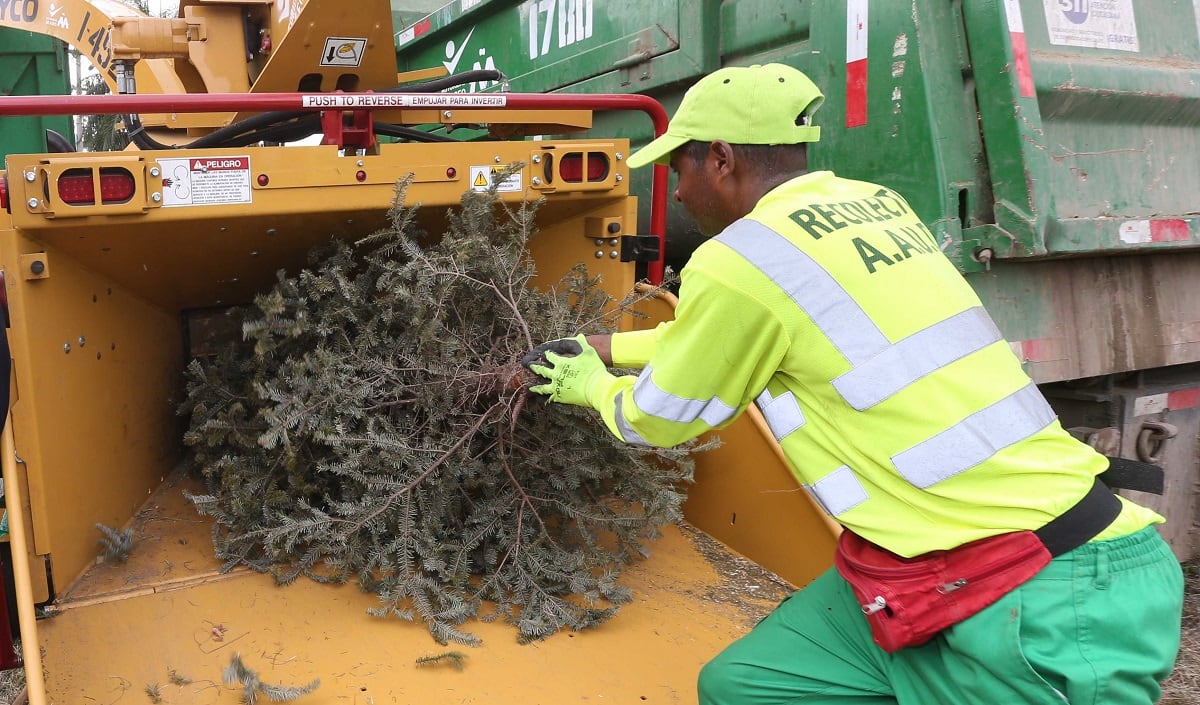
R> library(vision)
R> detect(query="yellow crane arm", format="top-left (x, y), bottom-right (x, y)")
top-left (0, 0), bottom-right (196, 93)
top-left (0, 0), bottom-right (401, 134)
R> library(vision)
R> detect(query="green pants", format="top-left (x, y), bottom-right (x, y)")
top-left (699, 526), bottom-right (1183, 705)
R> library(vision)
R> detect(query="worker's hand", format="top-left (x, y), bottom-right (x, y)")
top-left (520, 337), bottom-right (584, 370)
top-left (525, 335), bottom-right (615, 408)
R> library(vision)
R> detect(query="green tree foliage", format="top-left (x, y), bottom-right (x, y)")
top-left (181, 177), bottom-right (695, 645)
top-left (76, 73), bottom-right (131, 153)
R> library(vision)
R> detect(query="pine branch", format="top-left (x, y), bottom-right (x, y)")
top-left (96, 523), bottom-right (136, 562)
top-left (415, 651), bottom-right (467, 670)
top-left (223, 653), bottom-right (319, 704)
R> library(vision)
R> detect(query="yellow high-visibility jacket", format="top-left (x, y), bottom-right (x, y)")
top-left (596, 171), bottom-right (1159, 556)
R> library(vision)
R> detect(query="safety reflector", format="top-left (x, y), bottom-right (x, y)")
top-left (0, 176), bottom-right (7, 212)
top-left (57, 167), bottom-right (136, 205)
top-left (559, 152), bottom-right (609, 182)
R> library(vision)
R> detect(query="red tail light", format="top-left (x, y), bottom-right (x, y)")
top-left (0, 176), bottom-right (7, 212)
top-left (57, 170), bottom-right (93, 204)
top-left (559, 152), bottom-right (610, 182)
top-left (57, 167), bottom-right (136, 205)
top-left (99, 168), bottom-right (136, 202)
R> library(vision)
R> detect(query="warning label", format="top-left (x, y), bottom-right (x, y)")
top-left (301, 94), bottom-right (507, 108)
top-left (469, 165), bottom-right (523, 193)
top-left (1041, 0), bottom-right (1139, 52)
top-left (320, 37), bottom-right (367, 67)
top-left (157, 156), bottom-right (253, 208)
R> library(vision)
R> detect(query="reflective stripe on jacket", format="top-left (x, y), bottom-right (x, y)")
top-left (598, 171), bottom-right (1160, 556)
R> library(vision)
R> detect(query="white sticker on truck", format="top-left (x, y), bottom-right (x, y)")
top-left (301, 94), bottom-right (507, 108)
top-left (469, 165), bottom-right (522, 193)
top-left (157, 156), bottom-right (252, 208)
top-left (1133, 393), bottom-right (1169, 417)
top-left (1041, 0), bottom-right (1139, 52)
top-left (1119, 219), bottom-right (1192, 244)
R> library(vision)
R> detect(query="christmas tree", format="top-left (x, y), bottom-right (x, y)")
top-left (181, 175), bottom-right (696, 645)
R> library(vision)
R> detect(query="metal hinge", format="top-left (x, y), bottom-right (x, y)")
top-left (620, 235), bottom-right (660, 263)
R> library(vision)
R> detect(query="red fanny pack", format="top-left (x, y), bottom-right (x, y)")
top-left (834, 529), bottom-right (1051, 653)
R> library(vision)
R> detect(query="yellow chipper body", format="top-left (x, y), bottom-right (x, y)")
top-left (0, 1), bottom-right (838, 702)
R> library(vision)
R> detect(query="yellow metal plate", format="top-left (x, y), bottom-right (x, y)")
top-left (39, 473), bottom-right (791, 704)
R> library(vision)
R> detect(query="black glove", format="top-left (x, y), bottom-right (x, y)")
top-left (521, 337), bottom-right (584, 373)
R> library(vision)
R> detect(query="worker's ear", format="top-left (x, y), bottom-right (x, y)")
top-left (707, 140), bottom-right (736, 180)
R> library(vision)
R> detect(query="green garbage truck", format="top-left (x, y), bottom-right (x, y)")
top-left (0, 29), bottom-right (74, 158)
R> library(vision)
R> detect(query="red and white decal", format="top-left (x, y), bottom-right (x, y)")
top-left (395, 17), bottom-right (432, 46)
top-left (1134, 388), bottom-right (1200, 417)
top-left (1004, 0), bottom-right (1035, 98)
top-left (157, 156), bottom-right (252, 208)
top-left (1118, 219), bottom-right (1192, 244)
top-left (1010, 337), bottom-right (1065, 364)
top-left (189, 157), bottom-right (249, 172)
top-left (846, 0), bottom-right (869, 128)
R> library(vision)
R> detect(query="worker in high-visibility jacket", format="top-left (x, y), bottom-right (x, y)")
top-left (524, 64), bottom-right (1183, 705)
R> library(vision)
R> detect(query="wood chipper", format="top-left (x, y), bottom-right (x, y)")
top-left (0, 1), bottom-right (837, 702)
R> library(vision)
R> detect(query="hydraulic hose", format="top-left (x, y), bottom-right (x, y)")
top-left (125, 113), bottom-right (176, 150)
top-left (383, 69), bottom-right (504, 93)
top-left (373, 123), bottom-right (457, 143)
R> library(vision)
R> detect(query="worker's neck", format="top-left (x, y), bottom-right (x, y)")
top-left (745, 168), bottom-right (809, 208)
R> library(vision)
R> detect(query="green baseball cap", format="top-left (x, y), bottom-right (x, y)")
top-left (627, 63), bottom-right (825, 169)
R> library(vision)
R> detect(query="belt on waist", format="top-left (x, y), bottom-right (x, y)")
top-left (1099, 455), bottom-right (1164, 495)
top-left (1033, 477), bottom-right (1122, 558)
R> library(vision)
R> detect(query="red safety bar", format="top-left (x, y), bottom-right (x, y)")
top-left (0, 92), bottom-right (671, 285)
